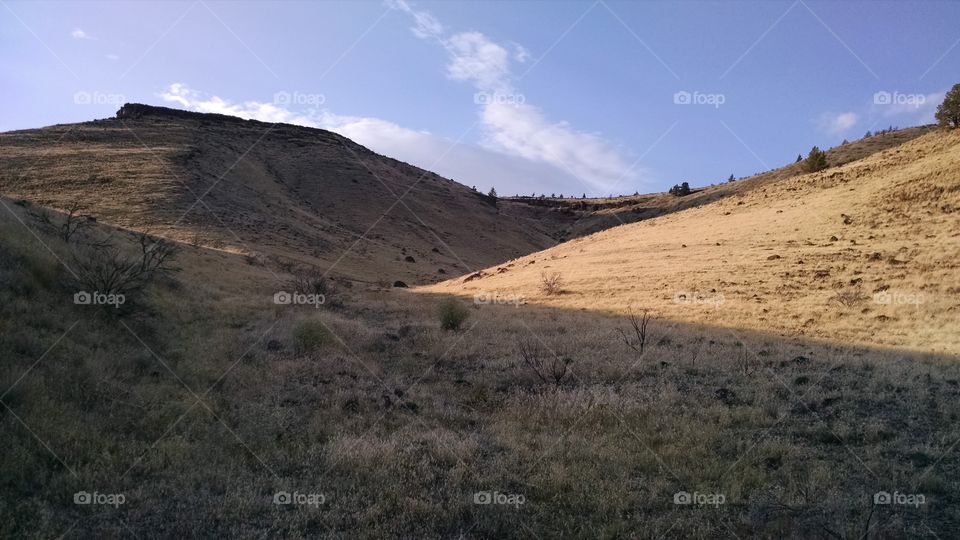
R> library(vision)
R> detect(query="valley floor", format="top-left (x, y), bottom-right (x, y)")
top-left (2, 203), bottom-right (958, 538)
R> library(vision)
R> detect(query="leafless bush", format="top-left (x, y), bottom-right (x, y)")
top-left (833, 290), bottom-right (865, 307)
top-left (29, 201), bottom-right (92, 243)
top-left (540, 272), bottom-right (564, 295)
top-left (618, 308), bottom-right (653, 357)
top-left (71, 232), bottom-right (179, 298)
top-left (517, 340), bottom-right (571, 386)
top-left (289, 266), bottom-right (328, 296)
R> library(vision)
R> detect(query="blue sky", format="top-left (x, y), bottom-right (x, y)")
top-left (2, 0), bottom-right (957, 196)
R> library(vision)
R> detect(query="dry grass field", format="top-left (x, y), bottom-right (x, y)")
top-left (2, 109), bottom-right (959, 538)
top-left (2, 165), bottom-right (959, 538)
top-left (427, 128), bottom-right (960, 354)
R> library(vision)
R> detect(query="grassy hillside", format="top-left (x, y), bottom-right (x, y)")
top-left (503, 125), bottom-right (936, 241)
top-left (426, 128), bottom-right (960, 354)
top-left (2, 186), bottom-right (959, 537)
top-left (0, 104), bottom-right (560, 285)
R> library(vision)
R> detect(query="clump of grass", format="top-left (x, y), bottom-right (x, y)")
top-left (292, 319), bottom-right (333, 353)
top-left (438, 297), bottom-right (469, 330)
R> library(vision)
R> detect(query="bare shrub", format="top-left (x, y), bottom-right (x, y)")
top-left (833, 290), bottom-right (865, 308)
top-left (71, 232), bottom-right (179, 298)
top-left (540, 272), bottom-right (564, 295)
top-left (29, 201), bottom-right (91, 243)
top-left (618, 308), bottom-right (653, 357)
top-left (289, 266), bottom-right (328, 296)
top-left (517, 340), bottom-right (572, 386)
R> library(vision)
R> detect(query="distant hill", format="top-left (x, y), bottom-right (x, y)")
top-left (507, 125), bottom-right (937, 241)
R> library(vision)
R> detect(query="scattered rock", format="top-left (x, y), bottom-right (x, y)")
top-left (393, 281), bottom-right (408, 288)
top-left (437, 268), bottom-right (446, 274)
top-left (463, 271), bottom-right (486, 283)
top-left (792, 355), bottom-right (810, 365)
top-left (766, 254), bottom-right (781, 260)
top-left (404, 255), bottom-right (416, 263)
top-left (829, 235), bottom-right (839, 242)
top-left (265, 339), bottom-right (283, 352)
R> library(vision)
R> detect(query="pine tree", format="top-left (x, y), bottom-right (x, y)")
top-left (488, 187), bottom-right (497, 198)
top-left (936, 83), bottom-right (960, 128)
top-left (804, 146), bottom-right (828, 173)
top-left (727, 174), bottom-right (735, 183)
top-left (669, 182), bottom-right (691, 197)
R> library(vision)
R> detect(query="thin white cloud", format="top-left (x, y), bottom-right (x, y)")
top-left (817, 111), bottom-right (858, 135)
top-left (106, 53), bottom-right (120, 61)
top-left (71, 29), bottom-right (93, 40)
top-left (873, 91), bottom-right (944, 125)
top-left (158, 83), bottom-right (599, 196)
top-left (386, 0), bottom-right (643, 192)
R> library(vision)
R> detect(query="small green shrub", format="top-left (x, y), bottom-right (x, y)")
top-left (438, 297), bottom-right (469, 331)
top-left (292, 319), bottom-right (333, 353)
top-left (804, 146), bottom-right (829, 172)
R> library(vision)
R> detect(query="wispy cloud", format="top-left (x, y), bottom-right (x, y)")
top-left (817, 111), bottom-right (858, 135)
top-left (872, 91), bottom-right (944, 125)
top-left (71, 29), bottom-right (93, 40)
top-left (386, 0), bottom-right (643, 192)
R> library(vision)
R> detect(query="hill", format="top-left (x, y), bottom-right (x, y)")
top-left (425, 128), bottom-right (960, 354)
top-left (0, 104), bottom-right (560, 284)
top-left (0, 105), bottom-right (931, 287)
top-left (505, 125), bottom-right (936, 241)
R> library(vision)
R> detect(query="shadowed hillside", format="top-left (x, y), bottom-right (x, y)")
top-left (0, 104), bottom-right (562, 285)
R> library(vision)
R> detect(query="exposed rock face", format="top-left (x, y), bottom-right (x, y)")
top-left (116, 103), bottom-right (247, 123)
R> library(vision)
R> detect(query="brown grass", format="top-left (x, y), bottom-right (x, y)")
top-left (426, 129), bottom-right (960, 355)
top-left (1, 197), bottom-right (958, 538)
